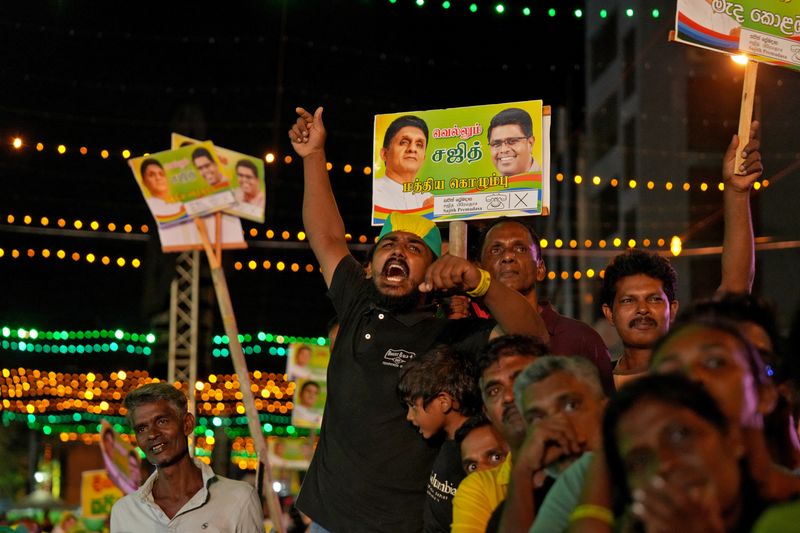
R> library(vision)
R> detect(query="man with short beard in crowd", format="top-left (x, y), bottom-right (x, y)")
top-left (451, 335), bottom-right (547, 533)
top-left (288, 107), bottom-right (544, 532)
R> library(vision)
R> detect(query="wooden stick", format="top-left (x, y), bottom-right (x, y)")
top-left (448, 221), bottom-right (468, 259)
top-left (193, 217), bottom-right (285, 533)
top-left (735, 60), bottom-right (759, 173)
top-left (214, 212), bottom-right (222, 260)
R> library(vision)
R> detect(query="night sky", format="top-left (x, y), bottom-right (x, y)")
top-left (2, 1), bottom-right (594, 375)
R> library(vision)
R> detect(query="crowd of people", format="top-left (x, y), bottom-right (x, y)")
top-left (28, 105), bottom-right (788, 533)
top-left (273, 107), bottom-right (800, 533)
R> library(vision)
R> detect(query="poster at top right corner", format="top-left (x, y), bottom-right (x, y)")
top-left (674, 0), bottom-right (800, 71)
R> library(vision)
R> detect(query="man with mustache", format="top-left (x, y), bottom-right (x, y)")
top-left (601, 121), bottom-right (764, 387)
top-left (451, 335), bottom-right (547, 533)
top-left (288, 107), bottom-right (545, 533)
top-left (478, 218), bottom-right (615, 394)
top-left (600, 250), bottom-right (680, 388)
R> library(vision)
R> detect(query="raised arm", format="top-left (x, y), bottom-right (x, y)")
top-left (420, 255), bottom-right (547, 339)
top-left (718, 120), bottom-right (762, 295)
top-left (289, 107), bottom-right (350, 287)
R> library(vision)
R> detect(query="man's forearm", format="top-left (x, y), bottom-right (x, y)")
top-left (498, 466), bottom-right (537, 533)
top-left (482, 279), bottom-right (549, 342)
top-left (302, 151), bottom-right (346, 259)
top-left (718, 188), bottom-right (754, 294)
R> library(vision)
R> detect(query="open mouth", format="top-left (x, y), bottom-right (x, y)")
top-left (382, 259), bottom-right (409, 282)
top-left (150, 442), bottom-right (167, 454)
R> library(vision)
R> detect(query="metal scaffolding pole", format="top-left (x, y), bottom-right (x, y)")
top-left (167, 250), bottom-right (200, 422)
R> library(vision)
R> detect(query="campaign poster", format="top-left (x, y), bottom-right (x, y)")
top-left (674, 0), bottom-right (800, 71)
top-left (372, 100), bottom-right (550, 225)
top-left (171, 133), bottom-right (267, 223)
top-left (267, 436), bottom-right (315, 471)
top-left (129, 141), bottom-right (235, 224)
top-left (268, 436), bottom-right (316, 495)
top-left (291, 378), bottom-right (327, 429)
top-left (99, 419), bottom-right (141, 494)
top-left (286, 342), bottom-right (329, 382)
top-left (81, 469), bottom-right (124, 518)
top-left (155, 213), bottom-right (246, 253)
top-left (287, 342), bottom-right (330, 430)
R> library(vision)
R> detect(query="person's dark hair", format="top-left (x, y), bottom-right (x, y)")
top-left (382, 115), bottom-right (429, 149)
top-left (689, 293), bottom-right (780, 367)
top-left (477, 217), bottom-right (543, 263)
top-left (140, 158), bottom-right (164, 177)
top-left (191, 146), bottom-right (214, 163)
top-left (602, 373), bottom-right (730, 516)
top-left (454, 414), bottom-right (492, 444)
top-left (487, 107), bottom-right (533, 140)
top-left (476, 334), bottom-right (547, 378)
top-left (124, 382), bottom-right (188, 426)
top-left (601, 249), bottom-right (678, 307)
top-left (650, 315), bottom-right (769, 388)
top-left (235, 158), bottom-right (259, 177)
top-left (397, 345), bottom-right (480, 416)
top-left (300, 381), bottom-right (320, 394)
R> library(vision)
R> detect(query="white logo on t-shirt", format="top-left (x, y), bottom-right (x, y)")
top-left (382, 349), bottom-right (415, 368)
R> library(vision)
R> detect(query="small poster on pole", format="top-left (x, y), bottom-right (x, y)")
top-left (129, 141), bottom-right (235, 222)
top-left (171, 133), bottom-right (267, 223)
top-left (674, 0), bottom-right (800, 70)
top-left (287, 342), bottom-right (330, 430)
top-left (372, 100), bottom-right (550, 225)
top-left (99, 419), bottom-right (141, 494)
top-left (130, 140), bottom-right (248, 252)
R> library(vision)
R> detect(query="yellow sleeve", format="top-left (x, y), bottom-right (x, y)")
top-left (451, 472), bottom-right (497, 533)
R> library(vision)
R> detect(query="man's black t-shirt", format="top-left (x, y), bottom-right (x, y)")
top-left (296, 256), bottom-right (494, 532)
top-left (424, 438), bottom-right (466, 533)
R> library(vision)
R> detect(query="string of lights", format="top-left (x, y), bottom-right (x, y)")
top-left (388, 2), bottom-right (664, 20)
top-left (1, 327), bottom-right (329, 358)
top-left (0, 246), bottom-right (142, 268)
top-left (7, 136), bottom-right (770, 192)
top-left (1, 367), bottom-right (305, 433)
top-left (555, 173), bottom-right (770, 192)
top-left (1, 365), bottom-right (309, 472)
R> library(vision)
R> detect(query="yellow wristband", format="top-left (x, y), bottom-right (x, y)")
top-left (466, 268), bottom-right (491, 298)
top-left (569, 504), bottom-right (614, 525)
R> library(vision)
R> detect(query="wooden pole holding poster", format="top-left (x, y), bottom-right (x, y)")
top-left (193, 217), bottom-right (285, 533)
top-left (735, 60), bottom-right (759, 173)
top-left (448, 221), bottom-right (468, 259)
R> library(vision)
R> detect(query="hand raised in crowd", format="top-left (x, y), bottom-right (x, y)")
top-left (516, 413), bottom-right (586, 488)
top-left (288, 106), bottom-right (326, 158)
top-left (630, 473), bottom-right (725, 533)
top-left (419, 254), bottom-right (482, 294)
top-left (723, 120), bottom-right (762, 192)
